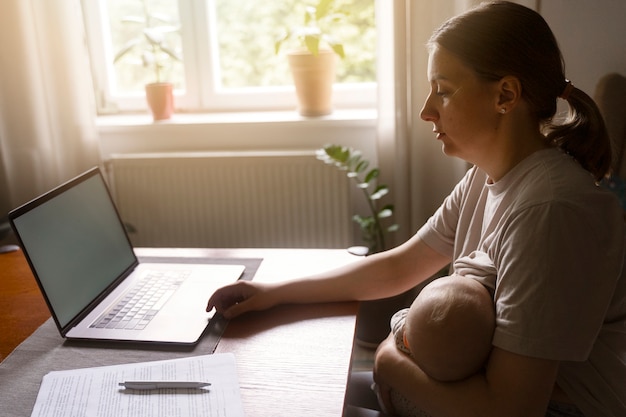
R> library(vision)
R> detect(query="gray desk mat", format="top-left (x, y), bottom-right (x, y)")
top-left (0, 257), bottom-right (262, 417)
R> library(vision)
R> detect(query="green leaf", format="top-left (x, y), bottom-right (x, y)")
top-left (378, 204), bottom-right (394, 218)
top-left (322, 144), bottom-right (335, 154)
top-left (304, 6), bottom-right (316, 25)
top-left (347, 153), bottom-right (362, 169)
top-left (274, 29), bottom-right (290, 55)
top-left (160, 45), bottom-right (181, 61)
top-left (382, 203), bottom-right (395, 211)
top-left (316, 0), bottom-right (334, 21)
top-left (113, 39), bottom-right (141, 63)
top-left (352, 214), bottom-right (365, 227)
top-left (328, 11), bottom-right (348, 22)
top-left (141, 51), bottom-right (155, 66)
top-left (150, 12), bottom-right (174, 24)
top-left (330, 42), bottom-right (345, 59)
top-left (304, 36), bottom-right (320, 55)
top-left (353, 214), bottom-right (374, 228)
top-left (326, 145), bottom-right (349, 164)
top-left (324, 145), bottom-right (344, 161)
top-left (339, 148), bottom-right (351, 163)
top-left (370, 186), bottom-right (389, 200)
top-left (378, 208), bottom-right (393, 218)
top-left (315, 148), bottom-right (329, 160)
top-left (317, 144), bottom-right (399, 251)
top-left (120, 15), bottom-right (145, 24)
top-left (355, 160), bottom-right (369, 173)
top-left (143, 28), bottom-right (164, 46)
top-left (364, 168), bottom-right (380, 183)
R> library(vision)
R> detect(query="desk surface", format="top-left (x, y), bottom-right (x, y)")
top-left (0, 247), bottom-right (361, 417)
top-left (0, 249), bottom-right (50, 361)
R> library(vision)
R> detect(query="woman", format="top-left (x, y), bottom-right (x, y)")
top-left (207, 2), bottom-right (625, 416)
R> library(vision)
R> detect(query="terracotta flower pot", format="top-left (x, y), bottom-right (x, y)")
top-left (287, 50), bottom-right (337, 116)
top-left (145, 82), bottom-right (174, 121)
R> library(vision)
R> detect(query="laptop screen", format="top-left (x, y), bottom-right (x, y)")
top-left (10, 169), bottom-right (137, 329)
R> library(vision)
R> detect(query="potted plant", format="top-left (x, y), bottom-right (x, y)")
top-left (318, 144), bottom-right (417, 347)
top-left (275, 0), bottom-right (346, 116)
top-left (113, 0), bottom-right (182, 121)
top-left (316, 144), bottom-right (397, 254)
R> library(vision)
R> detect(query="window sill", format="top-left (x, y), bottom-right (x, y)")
top-left (97, 108), bottom-right (379, 160)
top-left (96, 108), bottom-right (377, 129)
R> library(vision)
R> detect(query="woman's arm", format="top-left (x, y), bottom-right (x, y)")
top-left (374, 335), bottom-right (560, 417)
top-left (207, 234), bottom-right (451, 318)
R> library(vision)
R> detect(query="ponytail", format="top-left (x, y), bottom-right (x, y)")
top-left (428, 1), bottom-right (613, 182)
top-left (546, 84), bottom-right (612, 181)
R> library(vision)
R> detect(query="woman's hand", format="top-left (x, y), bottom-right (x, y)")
top-left (374, 331), bottom-right (561, 417)
top-left (206, 281), bottom-right (277, 319)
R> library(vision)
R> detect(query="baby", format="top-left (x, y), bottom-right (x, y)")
top-left (381, 275), bottom-right (496, 416)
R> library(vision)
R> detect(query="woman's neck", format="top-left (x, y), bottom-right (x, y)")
top-left (480, 112), bottom-right (548, 183)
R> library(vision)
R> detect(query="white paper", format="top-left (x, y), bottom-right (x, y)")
top-left (30, 353), bottom-right (244, 417)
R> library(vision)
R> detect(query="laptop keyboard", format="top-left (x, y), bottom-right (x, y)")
top-left (90, 270), bottom-right (191, 330)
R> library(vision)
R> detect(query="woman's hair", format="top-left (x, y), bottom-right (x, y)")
top-left (428, 1), bottom-right (611, 181)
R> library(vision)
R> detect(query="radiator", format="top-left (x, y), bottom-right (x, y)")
top-left (106, 151), bottom-right (354, 248)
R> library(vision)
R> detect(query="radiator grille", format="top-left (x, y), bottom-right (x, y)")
top-left (106, 152), bottom-right (353, 248)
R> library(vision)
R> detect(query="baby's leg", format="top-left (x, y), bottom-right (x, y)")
top-left (390, 390), bottom-right (433, 417)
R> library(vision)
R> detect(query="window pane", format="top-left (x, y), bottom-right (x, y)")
top-left (213, 0), bottom-right (376, 89)
top-left (105, 0), bottom-right (185, 94)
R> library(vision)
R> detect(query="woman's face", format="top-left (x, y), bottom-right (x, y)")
top-left (420, 45), bottom-right (502, 165)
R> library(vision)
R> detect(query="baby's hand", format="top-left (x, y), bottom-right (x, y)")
top-left (389, 308), bottom-right (414, 355)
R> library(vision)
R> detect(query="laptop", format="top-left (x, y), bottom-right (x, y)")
top-left (8, 167), bottom-right (245, 345)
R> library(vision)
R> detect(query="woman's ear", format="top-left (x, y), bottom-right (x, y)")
top-left (496, 76), bottom-right (522, 113)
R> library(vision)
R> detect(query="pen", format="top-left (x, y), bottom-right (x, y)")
top-left (118, 381), bottom-right (211, 390)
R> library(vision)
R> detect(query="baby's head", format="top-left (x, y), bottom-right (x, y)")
top-left (404, 275), bottom-right (495, 382)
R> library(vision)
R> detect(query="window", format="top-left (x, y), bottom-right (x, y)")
top-left (81, 0), bottom-right (377, 114)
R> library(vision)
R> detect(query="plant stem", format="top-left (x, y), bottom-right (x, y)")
top-left (142, 0), bottom-right (160, 82)
top-left (320, 145), bottom-right (394, 254)
top-left (352, 175), bottom-right (385, 253)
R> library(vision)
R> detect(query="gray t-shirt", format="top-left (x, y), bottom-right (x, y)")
top-left (417, 148), bottom-right (625, 417)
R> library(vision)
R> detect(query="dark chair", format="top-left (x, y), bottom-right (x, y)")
top-left (595, 73), bottom-right (626, 212)
top-left (0, 216), bottom-right (20, 253)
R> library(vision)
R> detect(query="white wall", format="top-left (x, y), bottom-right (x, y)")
top-left (541, 0), bottom-right (626, 95)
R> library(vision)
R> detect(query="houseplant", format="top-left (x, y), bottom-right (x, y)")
top-left (113, 0), bottom-right (182, 120)
top-left (318, 144), bottom-right (417, 347)
top-left (275, 0), bottom-right (346, 116)
top-left (316, 144), bottom-right (397, 254)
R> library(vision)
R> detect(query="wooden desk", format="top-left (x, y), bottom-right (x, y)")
top-left (0, 247), bottom-right (361, 417)
top-left (0, 249), bottom-right (50, 361)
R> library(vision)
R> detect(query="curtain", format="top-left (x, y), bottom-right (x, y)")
top-left (376, 0), bottom-right (473, 246)
top-left (0, 0), bottom-right (100, 213)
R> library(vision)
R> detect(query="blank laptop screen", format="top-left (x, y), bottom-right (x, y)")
top-left (12, 172), bottom-right (136, 329)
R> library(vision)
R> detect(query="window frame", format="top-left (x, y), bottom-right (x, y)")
top-left (81, 0), bottom-right (377, 115)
